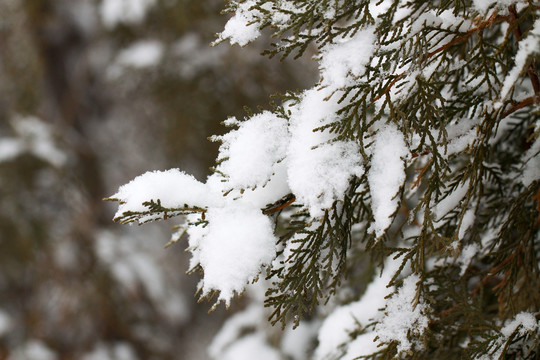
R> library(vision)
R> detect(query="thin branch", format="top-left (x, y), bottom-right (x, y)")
top-left (374, 12), bottom-right (505, 101)
top-left (500, 96), bottom-right (540, 119)
top-left (423, 12), bottom-right (506, 62)
top-left (262, 194), bottom-right (296, 215)
top-left (373, 73), bottom-right (404, 101)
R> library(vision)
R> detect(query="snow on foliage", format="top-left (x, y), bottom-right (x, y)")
top-left (196, 206), bottom-right (277, 305)
top-left (214, 0), bottom-right (264, 46)
top-left (475, 312), bottom-right (539, 360)
top-left (374, 274), bottom-right (429, 353)
top-left (111, 1), bottom-right (540, 359)
top-left (367, 124), bottom-right (408, 238)
top-left (314, 257), bottom-right (401, 359)
top-left (319, 27), bottom-right (376, 90)
top-left (112, 169), bottom-right (217, 222)
top-left (286, 87), bottom-right (364, 218)
top-left (213, 111), bottom-right (289, 190)
top-left (501, 17), bottom-right (540, 100)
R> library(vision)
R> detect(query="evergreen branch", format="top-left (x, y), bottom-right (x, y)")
top-left (112, 199), bottom-right (207, 224)
top-left (508, 5), bottom-right (540, 94)
top-left (423, 12), bottom-right (506, 62)
top-left (500, 96), bottom-right (540, 119)
top-left (373, 73), bottom-right (404, 101)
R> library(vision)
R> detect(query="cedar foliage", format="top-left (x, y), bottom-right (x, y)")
top-left (112, 0), bottom-right (540, 358)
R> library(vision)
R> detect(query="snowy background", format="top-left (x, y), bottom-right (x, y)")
top-left (0, 0), bottom-right (315, 358)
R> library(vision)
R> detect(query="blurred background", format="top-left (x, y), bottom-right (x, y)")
top-left (0, 0), bottom-right (315, 358)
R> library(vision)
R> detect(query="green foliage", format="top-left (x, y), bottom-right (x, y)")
top-left (113, 0), bottom-right (540, 358)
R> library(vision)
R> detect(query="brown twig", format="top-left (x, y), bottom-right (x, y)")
top-left (373, 73), bottom-right (404, 101)
top-left (440, 244), bottom-right (523, 318)
top-left (374, 12), bottom-right (504, 101)
top-left (500, 96), bottom-right (540, 118)
top-left (262, 194), bottom-right (296, 215)
top-left (423, 12), bottom-right (505, 62)
top-left (411, 158), bottom-right (432, 189)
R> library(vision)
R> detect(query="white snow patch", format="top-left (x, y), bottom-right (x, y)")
top-left (367, 124), bottom-right (408, 238)
top-left (433, 180), bottom-right (470, 221)
top-left (281, 321), bottom-right (318, 360)
top-left (111, 169), bottom-right (221, 221)
top-left (314, 258), bottom-right (401, 359)
top-left (500, 312), bottom-right (538, 337)
top-left (198, 206), bottom-right (277, 305)
top-left (8, 340), bottom-right (57, 360)
top-left (374, 274), bottom-right (429, 353)
top-left (115, 40), bottom-right (164, 69)
top-left (214, 111), bottom-right (290, 190)
top-left (216, 0), bottom-right (262, 46)
top-left (458, 208), bottom-right (476, 240)
top-left (0, 310), bottom-right (11, 337)
top-left (456, 243), bottom-right (480, 276)
top-left (319, 27), bottom-right (376, 90)
top-left (472, 0), bottom-right (518, 13)
top-left (287, 88), bottom-right (364, 218)
top-left (82, 342), bottom-right (139, 360)
top-left (501, 18), bottom-right (540, 100)
top-left (100, 0), bottom-right (156, 28)
top-left (0, 116), bottom-right (66, 167)
top-left (221, 333), bottom-right (280, 360)
top-left (521, 135), bottom-right (540, 187)
top-left (209, 305), bottom-right (263, 358)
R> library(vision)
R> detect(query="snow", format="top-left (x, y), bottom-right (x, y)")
top-left (472, 0), bottom-right (518, 13)
top-left (100, 0), bottom-right (156, 28)
top-left (0, 138), bottom-right (22, 162)
top-left (341, 333), bottom-right (379, 360)
top-left (374, 274), bottom-right (429, 353)
top-left (281, 321), bottom-right (318, 360)
top-left (209, 305), bottom-right (263, 357)
top-left (214, 111), bottom-right (290, 190)
top-left (319, 27), bottom-right (376, 90)
top-left (500, 312), bottom-right (538, 337)
top-left (476, 312), bottom-right (539, 360)
top-left (367, 124), bottom-right (408, 238)
top-left (458, 208), bottom-right (476, 240)
top-left (8, 340), bottom-right (57, 360)
top-left (115, 40), bottom-right (164, 69)
top-left (95, 231), bottom-right (189, 323)
top-left (0, 116), bottom-right (66, 167)
top-left (221, 333), bottom-right (281, 360)
top-left (82, 343), bottom-right (139, 360)
top-left (314, 258), bottom-right (401, 359)
top-left (216, 0), bottom-right (262, 46)
top-left (197, 206), bottom-right (277, 306)
top-left (112, 169), bottom-right (219, 221)
top-left (456, 243), bottom-right (480, 276)
top-left (287, 88), bottom-right (364, 218)
top-left (501, 18), bottom-right (540, 100)
top-left (521, 134), bottom-right (540, 187)
top-left (433, 180), bottom-right (470, 221)
top-left (0, 310), bottom-right (11, 337)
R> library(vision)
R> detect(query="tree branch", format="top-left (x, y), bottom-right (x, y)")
top-left (508, 5), bottom-right (540, 94)
top-left (500, 96), bottom-right (540, 119)
top-left (423, 12), bottom-right (505, 62)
